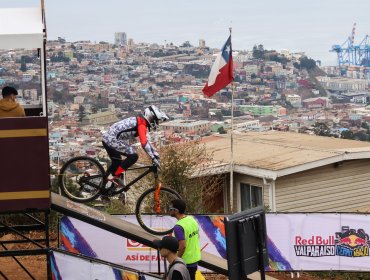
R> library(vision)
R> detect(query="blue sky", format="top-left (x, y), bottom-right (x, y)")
top-left (1, 0), bottom-right (369, 65)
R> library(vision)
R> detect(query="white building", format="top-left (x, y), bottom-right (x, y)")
top-left (317, 76), bottom-right (368, 92)
top-left (199, 39), bottom-right (206, 48)
top-left (74, 96), bottom-right (84, 104)
top-left (160, 120), bottom-right (211, 135)
top-left (286, 94), bottom-right (302, 108)
top-left (114, 32), bottom-right (127, 46)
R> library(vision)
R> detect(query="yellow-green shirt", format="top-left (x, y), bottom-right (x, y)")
top-left (175, 216), bottom-right (201, 264)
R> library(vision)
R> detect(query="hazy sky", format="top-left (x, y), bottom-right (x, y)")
top-left (1, 0), bottom-right (369, 65)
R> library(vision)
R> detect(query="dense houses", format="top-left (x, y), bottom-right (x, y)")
top-left (0, 36), bottom-right (369, 168)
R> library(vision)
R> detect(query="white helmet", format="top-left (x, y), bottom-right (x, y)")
top-left (143, 105), bottom-right (169, 130)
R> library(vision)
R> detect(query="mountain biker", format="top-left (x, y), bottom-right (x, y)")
top-left (102, 105), bottom-right (169, 190)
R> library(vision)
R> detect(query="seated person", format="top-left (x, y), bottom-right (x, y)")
top-left (0, 86), bottom-right (25, 118)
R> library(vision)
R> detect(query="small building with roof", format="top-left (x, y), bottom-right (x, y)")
top-left (200, 131), bottom-right (370, 213)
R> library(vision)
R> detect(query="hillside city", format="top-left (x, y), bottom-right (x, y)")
top-left (1, 33), bottom-right (370, 170)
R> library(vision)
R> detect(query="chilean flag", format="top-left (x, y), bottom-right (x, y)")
top-left (202, 35), bottom-right (234, 97)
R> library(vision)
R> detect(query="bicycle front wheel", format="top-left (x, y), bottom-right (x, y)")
top-left (59, 156), bottom-right (105, 203)
top-left (135, 187), bottom-right (181, 235)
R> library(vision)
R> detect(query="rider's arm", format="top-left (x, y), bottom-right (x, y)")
top-left (173, 225), bottom-right (186, 258)
top-left (137, 117), bottom-right (158, 159)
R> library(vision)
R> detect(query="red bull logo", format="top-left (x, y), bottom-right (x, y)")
top-left (335, 227), bottom-right (369, 257)
top-left (294, 227), bottom-right (370, 258)
top-left (294, 235), bottom-right (336, 257)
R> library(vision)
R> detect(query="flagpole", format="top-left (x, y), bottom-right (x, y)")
top-left (201, 30), bottom-right (234, 213)
top-left (229, 27), bottom-right (234, 213)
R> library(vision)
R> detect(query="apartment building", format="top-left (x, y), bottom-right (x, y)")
top-left (317, 76), bottom-right (368, 92)
top-left (239, 105), bottom-right (287, 117)
top-left (160, 119), bottom-right (210, 135)
top-left (286, 94), bottom-right (301, 108)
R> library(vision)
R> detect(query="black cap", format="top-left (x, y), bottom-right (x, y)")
top-left (153, 236), bottom-right (179, 253)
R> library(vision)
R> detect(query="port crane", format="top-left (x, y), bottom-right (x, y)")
top-left (331, 23), bottom-right (370, 69)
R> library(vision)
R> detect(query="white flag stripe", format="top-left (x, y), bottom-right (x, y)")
top-left (207, 53), bottom-right (226, 86)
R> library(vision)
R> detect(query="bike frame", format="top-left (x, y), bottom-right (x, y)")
top-left (119, 164), bottom-right (160, 193)
top-left (106, 164), bottom-right (163, 213)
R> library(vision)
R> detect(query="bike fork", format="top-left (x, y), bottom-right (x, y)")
top-left (154, 180), bottom-right (162, 213)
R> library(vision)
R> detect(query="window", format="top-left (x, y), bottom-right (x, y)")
top-left (240, 183), bottom-right (262, 210)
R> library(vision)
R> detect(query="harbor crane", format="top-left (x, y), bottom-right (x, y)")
top-left (331, 23), bottom-right (370, 70)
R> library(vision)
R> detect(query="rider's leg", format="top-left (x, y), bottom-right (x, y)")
top-left (102, 142), bottom-right (138, 188)
top-left (114, 152), bottom-right (138, 176)
top-left (102, 141), bottom-right (123, 176)
top-left (105, 152), bottom-right (138, 189)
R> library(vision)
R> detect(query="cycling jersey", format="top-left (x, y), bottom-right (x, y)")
top-left (102, 116), bottom-right (158, 160)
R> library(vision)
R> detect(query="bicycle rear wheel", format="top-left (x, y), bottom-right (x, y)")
top-left (59, 156), bottom-right (105, 203)
top-left (135, 186), bottom-right (181, 235)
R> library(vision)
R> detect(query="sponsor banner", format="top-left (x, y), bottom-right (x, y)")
top-left (61, 213), bottom-right (370, 271)
top-left (60, 215), bottom-right (225, 273)
top-left (266, 213), bottom-right (370, 271)
top-left (50, 250), bottom-right (160, 280)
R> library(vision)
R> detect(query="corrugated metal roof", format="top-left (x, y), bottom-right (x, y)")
top-left (204, 131), bottom-right (370, 171)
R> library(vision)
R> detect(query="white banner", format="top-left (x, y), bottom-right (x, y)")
top-left (50, 250), bottom-right (160, 280)
top-left (60, 213), bottom-right (370, 272)
top-left (266, 213), bottom-right (370, 271)
top-left (60, 215), bottom-right (225, 273)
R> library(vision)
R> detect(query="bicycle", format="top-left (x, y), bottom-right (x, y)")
top-left (58, 156), bottom-right (181, 235)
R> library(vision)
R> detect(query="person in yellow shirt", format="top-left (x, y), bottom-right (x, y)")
top-left (0, 86), bottom-right (26, 118)
top-left (169, 199), bottom-right (201, 280)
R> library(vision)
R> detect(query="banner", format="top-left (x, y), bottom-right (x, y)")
top-left (50, 250), bottom-right (160, 280)
top-left (60, 215), bottom-right (226, 273)
top-left (60, 213), bottom-right (370, 272)
top-left (266, 213), bottom-right (370, 271)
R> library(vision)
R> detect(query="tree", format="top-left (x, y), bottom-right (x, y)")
top-left (268, 54), bottom-right (289, 65)
top-left (91, 105), bottom-right (98, 114)
top-left (313, 122), bottom-right (331, 137)
top-left (298, 56), bottom-right (316, 71)
top-left (215, 111), bottom-right (224, 121)
top-left (361, 122), bottom-right (369, 129)
top-left (341, 130), bottom-right (353, 139)
top-left (160, 141), bottom-right (225, 213)
top-left (180, 41), bottom-right (193, 48)
top-left (78, 105), bottom-right (86, 122)
top-left (218, 126), bottom-right (227, 134)
top-left (293, 62), bottom-right (300, 69)
top-left (252, 44), bottom-right (265, 59)
top-left (353, 131), bottom-right (368, 141)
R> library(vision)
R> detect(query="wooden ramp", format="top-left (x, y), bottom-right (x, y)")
top-left (51, 193), bottom-right (228, 275)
